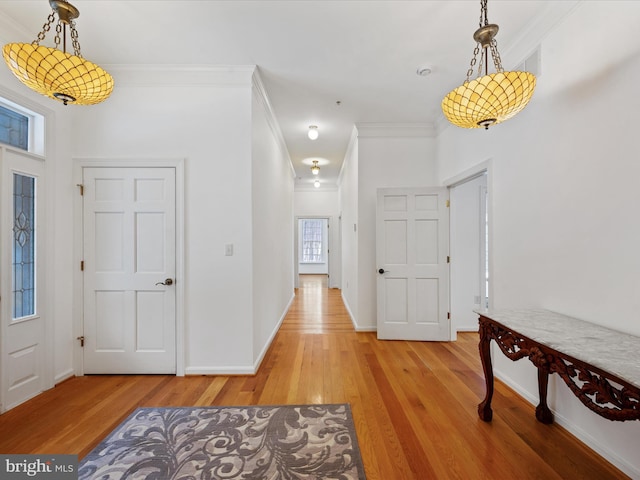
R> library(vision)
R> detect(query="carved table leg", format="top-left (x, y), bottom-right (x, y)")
top-left (535, 367), bottom-right (554, 424)
top-left (478, 321), bottom-right (494, 422)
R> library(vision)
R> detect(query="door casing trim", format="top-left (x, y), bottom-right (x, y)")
top-left (72, 158), bottom-right (186, 376)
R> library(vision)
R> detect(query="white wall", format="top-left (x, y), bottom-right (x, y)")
top-left (341, 125), bottom-right (436, 330)
top-left (294, 190), bottom-right (340, 286)
top-left (71, 67), bottom-right (257, 373)
top-left (251, 77), bottom-right (295, 369)
top-left (338, 128), bottom-right (359, 325)
top-left (436, 2), bottom-right (640, 476)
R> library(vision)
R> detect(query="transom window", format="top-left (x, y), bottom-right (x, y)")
top-left (0, 105), bottom-right (29, 151)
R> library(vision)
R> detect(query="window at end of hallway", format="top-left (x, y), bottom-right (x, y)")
top-left (301, 219), bottom-right (325, 263)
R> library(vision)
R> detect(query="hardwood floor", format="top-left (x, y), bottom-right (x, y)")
top-left (0, 274), bottom-right (627, 479)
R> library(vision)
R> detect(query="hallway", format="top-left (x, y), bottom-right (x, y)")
top-left (280, 274), bottom-right (355, 334)
top-left (0, 275), bottom-right (625, 479)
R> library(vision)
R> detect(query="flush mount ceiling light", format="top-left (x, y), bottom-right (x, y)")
top-left (441, 0), bottom-right (536, 130)
top-left (313, 179), bottom-right (320, 189)
top-left (308, 125), bottom-right (319, 140)
top-left (2, 0), bottom-right (114, 106)
top-left (311, 160), bottom-right (320, 175)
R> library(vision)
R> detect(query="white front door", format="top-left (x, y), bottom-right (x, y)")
top-left (0, 147), bottom-right (46, 412)
top-left (82, 167), bottom-right (176, 373)
top-left (376, 187), bottom-right (450, 341)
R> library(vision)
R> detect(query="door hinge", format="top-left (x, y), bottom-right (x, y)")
top-left (447, 256), bottom-right (450, 263)
top-left (76, 184), bottom-right (84, 196)
top-left (77, 336), bottom-right (85, 347)
top-left (446, 200), bottom-right (450, 208)
top-left (447, 312), bottom-right (451, 319)
top-left (80, 260), bottom-right (84, 271)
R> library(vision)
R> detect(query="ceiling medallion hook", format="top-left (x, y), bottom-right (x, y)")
top-left (50, 0), bottom-right (79, 24)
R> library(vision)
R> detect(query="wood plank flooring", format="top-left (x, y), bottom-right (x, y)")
top-left (0, 275), bottom-right (628, 479)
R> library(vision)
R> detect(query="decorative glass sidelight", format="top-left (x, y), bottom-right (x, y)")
top-left (12, 173), bottom-right (36, 319)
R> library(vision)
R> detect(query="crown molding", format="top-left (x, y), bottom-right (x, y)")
top-left (337, 125), bottom-right (359, 187)
top-left (251, 67), bottom-right (295, 178)
top-left (294, 184), bottom-right (338, 193)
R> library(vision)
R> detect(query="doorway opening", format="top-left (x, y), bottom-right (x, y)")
top-left (448, 167), bottom-right (490, 340)
top-left (294, 217), bottom-right (330, 289)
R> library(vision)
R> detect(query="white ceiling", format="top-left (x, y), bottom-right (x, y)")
top-left (0, 1), bottom-right (575, 188)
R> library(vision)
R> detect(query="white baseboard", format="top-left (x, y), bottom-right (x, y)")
top-left (457, 327), bottom-right (479, 332)
top-left (355, 325), bottom-right (377, 332)
top-left (340, 291), bottom-right (376, 332)
top-left (252, 292), bottom-right (295, 372)
top-left (494, 368), bottom-right (639, 479)
top-left (185, 366), bottom-right (256, 375)
top-left (185, 292), bottom-right (295, 377)
top-left (54, 369), bottom-right (75, 385)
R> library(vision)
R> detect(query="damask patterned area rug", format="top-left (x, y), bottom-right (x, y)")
top-left (78, 404), bottom-right (366, 480)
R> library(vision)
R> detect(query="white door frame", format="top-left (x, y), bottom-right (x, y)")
top-left (443, 159), bottom-right (493, 339)
top-left (73, 158), bottom-right (186, 376)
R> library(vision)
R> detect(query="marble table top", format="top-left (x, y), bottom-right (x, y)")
top-left (474, 308), bottom-right (640, 390)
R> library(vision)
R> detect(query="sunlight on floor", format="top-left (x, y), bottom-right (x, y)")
top-left (282, 275), bottom-right (353, 334)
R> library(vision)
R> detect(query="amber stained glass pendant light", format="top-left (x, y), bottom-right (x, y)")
top-left (441, 0), bottom-right (535, 130)
top-left (2, 0), bottom-right (113, 105)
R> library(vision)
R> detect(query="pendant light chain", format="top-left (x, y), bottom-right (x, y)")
top-left (54, 22), bottom-right (62, 49)
top-left (466, 0), bottom-right (490, 82)
top-left (70, 22), bottom-right (82, 57)
top-left (32, 7), bottom-right (82, 56)
top-left (465, 0), bottom-right (505, 81)
top-left (489, 41), bottom-right (503, 72)
top-left (480, 0), bottom-right (488, 27)
top-left (466, 45), bottom-right (480, 83)
top-left (33, 12), bottom-right (56, 46)
top-left (482, 0), bottom-right (504, 73)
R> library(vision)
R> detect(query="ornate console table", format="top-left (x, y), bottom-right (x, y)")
top-left (476, 309), bottom-right (640, 424)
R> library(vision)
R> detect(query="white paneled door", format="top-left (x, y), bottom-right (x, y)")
top-left (376, 187), bottom-right (450, 341)
top-left (82, 167), bottom-right (176, 373)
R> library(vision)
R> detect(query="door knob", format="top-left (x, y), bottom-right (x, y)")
top-left (378, 268), bottom-right (385, 274)
top-left (156, 278), bottom-right (174, 286)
